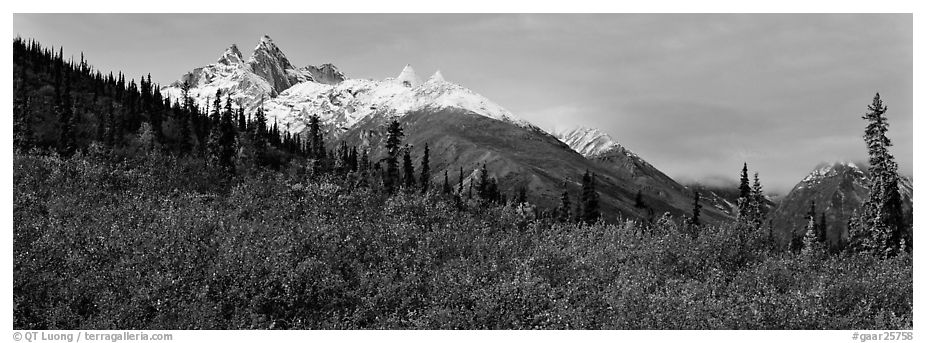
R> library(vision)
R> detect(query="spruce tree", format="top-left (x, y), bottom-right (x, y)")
top-left (177, 109), bottom-right (193, 154)
top-left (748, 172), bottom-right (767, 225)
top-left (477, 163), bottom-right (490, 199)
top-left (336, 141), bottom-right (350, 172)
top-left (634, 190), bottom-right (645, 208)
top-left (790, 227), bottom-right (804, 254)
top-left (308, 114), bottom-right (324, 158)
top-left (573, 195), bottom-right (584, 224)
top-left (858, 93), bottom-right (907, 256)
top-left (348, 146), bottom-right (358, 172)
top-left (216, 95), bottom-right (238, 172)
top-left (801, 217), bottom-right (820, 255)
top-left (487, 178), bottom-right (500, 203)
top-left (207, 96), bottom-right (227, 164)
top-left (442, 170), bottom-right (452, 194)
top-left (516, 187), bottom-right (528, 204)
top-left (420, 143), bottom-right (430, 193)
top-left (580, 170), bottom-right (600, 224)
top-left (383, 120), bottom-right (404, 193)
top-left (148, 80), bottom-right (163, 142)
top-left (402, 147), bottom-right (415, 190)
top-left (210, 90), bottom-right (222, 127)
top-left (360, 148), bottom-right (370, 172)
top-left (253, 105), bottom-right (268, 168)
top-left (737, 162), bottom-right (752, 216)
top-left (237, 106), bottom-right (246, 132)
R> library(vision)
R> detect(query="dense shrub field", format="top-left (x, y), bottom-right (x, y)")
top-left (13, 150), bottom-right (912, 329)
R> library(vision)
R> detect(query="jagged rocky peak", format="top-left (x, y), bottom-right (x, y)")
top-left (217, 44), bottom-right (244, 66)
top-left (247, 34), bottom-right (298, 94)
top-left (556, 127), bottom-right (622, 157)
top-left (254, 35), bottom-right (284, 57)
top-left (396, 64), bottom-right (420, 87)
top-left (428, 70), bottom-right (445, 83)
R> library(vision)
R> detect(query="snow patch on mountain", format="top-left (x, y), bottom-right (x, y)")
top-left (261, 74), bottom-right (531, 133)
top-left (556, 127), bottom-right (640, 158)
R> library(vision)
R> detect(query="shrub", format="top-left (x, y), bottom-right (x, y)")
top-left (13, 151), bottom-right (912, 329)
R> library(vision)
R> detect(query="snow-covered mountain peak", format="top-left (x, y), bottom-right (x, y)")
top-left (254, 34), bottom-right (282, 54)
top-left (249, 35), bottom-right (291, 66)
top-left (396, 64), bottom-right (420, 87)
top-left (428, 70), bottom-right (445, 83)
top-left (394, 78), bottom-right (531, 126)
top-left (801, 161), bottom-right (865, 184)
top-left (218, 44), bottom-right (244, 66)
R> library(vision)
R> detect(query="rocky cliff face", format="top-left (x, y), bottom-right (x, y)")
top-left (246, 35), bottom-right (308, 95)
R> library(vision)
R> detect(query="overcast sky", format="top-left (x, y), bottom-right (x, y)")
top-left (14, 13), bottom-right (912, 194)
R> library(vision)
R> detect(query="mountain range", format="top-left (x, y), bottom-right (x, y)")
top-left (160, 35), bottom-right (909, 226)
